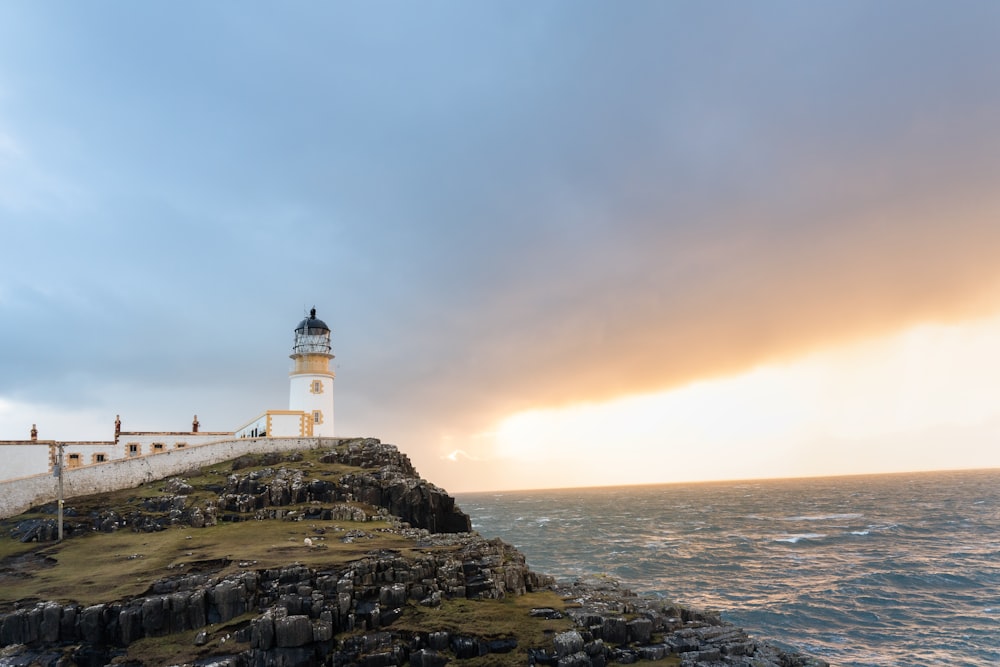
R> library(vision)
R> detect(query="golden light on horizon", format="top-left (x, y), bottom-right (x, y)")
top-left (487, 312), bottom-right (1000, 487)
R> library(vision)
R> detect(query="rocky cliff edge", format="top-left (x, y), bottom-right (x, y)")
top-left (0, 438), bottom-right (827, 667)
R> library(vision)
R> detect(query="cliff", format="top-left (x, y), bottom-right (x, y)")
top-left (0, 438), bottom-right (827, 667)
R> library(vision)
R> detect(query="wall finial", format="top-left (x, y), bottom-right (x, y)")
top-left (310, 307), bottom-right (316, 319)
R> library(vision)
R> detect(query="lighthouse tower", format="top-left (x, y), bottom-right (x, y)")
top-left (289, 308), bottom-right (335, 437)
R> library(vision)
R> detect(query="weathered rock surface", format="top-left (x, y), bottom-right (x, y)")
top-left (13, 439), bottom-right (470, 541)
top-left (0, 439), bottom-right (826, 666)
top-left (547, 576), bottom-right (829, 667)
top-left (1, 533), bottom-right (547, 662)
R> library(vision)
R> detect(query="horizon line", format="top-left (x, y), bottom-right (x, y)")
top-left (452, 464), bottom-right (1000, 495)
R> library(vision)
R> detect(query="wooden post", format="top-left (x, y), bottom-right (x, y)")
top-left (57, 443), bottom-right (64, 542)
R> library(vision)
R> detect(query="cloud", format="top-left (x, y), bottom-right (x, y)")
top-left (4, 3), bottom-right (1000, 490)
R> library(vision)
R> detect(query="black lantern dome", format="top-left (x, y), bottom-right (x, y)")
top-left (296, 307), bottom-right (330, 335)
top-left (292, 307), bottom-right (332, 356)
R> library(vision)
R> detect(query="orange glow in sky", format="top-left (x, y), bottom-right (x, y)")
top-left (447, 311), bottom-right (1000, 491)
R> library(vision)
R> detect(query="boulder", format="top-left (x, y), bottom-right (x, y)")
top-left (554, 630), bottom-right (585, 658)
top-left (450, 636), bottom-right (486, 659)
top-left (274, 615), bottom-right (313, 648)
top-left (626, 617), bottom-right (652, 644)
top-left (78, 604), bottom-right (106, 644)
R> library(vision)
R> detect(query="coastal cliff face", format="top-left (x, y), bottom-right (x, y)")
top-left (0, 439), bottom-right (827, 667)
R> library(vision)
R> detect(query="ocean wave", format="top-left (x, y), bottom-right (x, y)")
top-left (851, 569), bottom-right (983, 592)
top-left (772, 533), bottom-right (827, 543)
top-left (467, 469), bottom-right (1000, 667)
top-left (780, 513), bottom-right (864, 522)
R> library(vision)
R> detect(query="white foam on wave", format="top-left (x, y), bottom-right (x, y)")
top-left (773, 533), bottom-right (826, 543)
top-left (850, 530), bottom-right (870, 536)
top-left (781, 513), bottom-right (864, 522)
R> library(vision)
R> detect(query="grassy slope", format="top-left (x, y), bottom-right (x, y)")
top-left (1, 445), bottom-right (599, 666)
top-left (1, 518), bottom-right (416, 606)
top-left (0, 448), bottom-right (399, 606)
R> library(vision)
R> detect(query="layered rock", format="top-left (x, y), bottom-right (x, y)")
top-left (0, 439), bottom-right (826, 667)
top-left (10, 438), bottom-right (470, 539)
top-left (543, 576), bottom-right (828, 667)
top-left (1, 558), bottom-right (828, 667)
top-left (0, 534), bottom-right (548, 666)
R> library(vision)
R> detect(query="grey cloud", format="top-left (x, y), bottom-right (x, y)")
top-left (3, 2), bottom-right (1000, 465)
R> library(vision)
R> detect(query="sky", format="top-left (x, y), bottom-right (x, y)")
top-left (2, 3), bottom-right (1000, 492)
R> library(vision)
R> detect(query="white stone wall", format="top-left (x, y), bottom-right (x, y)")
top-left (118, 433), bottom-right (232, 457)
top-left (0, 434), bottom-right (238, 482)
top-left (59, 442), bottom-right (115, 468)
top-left (0, 444), bottom-right (53, 481)
top-left (268, 412), bottom-right (308, 437)
top-left (0, 436), bottom-right (349, 520)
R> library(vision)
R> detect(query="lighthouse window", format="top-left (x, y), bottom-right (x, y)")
top-left (313, 411), bottom-right (323, 424)
top-left (310, 380), bottom-right (324, 394)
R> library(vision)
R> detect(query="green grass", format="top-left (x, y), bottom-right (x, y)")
top-left (398, 591), bottom-right (572, 638)
top-left (0, 537), bottom-right (44, 561)
top-left (396, 592), bottom-right (682, 666)
top-left (390, 591), bottom-right (575, 665)
top-left (0, 446), bottom-right (401, 608)
top-left (0, 517), bottom-right (422, 607)
top-left (121, 612), bottom-right (257, 665)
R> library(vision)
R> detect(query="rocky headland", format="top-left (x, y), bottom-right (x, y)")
top-left (0, 439), bottom-right (828, 667)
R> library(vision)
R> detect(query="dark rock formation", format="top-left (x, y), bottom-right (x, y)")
top-left (0, 534), bottom-right (548, 665)
top-left (209, 439), bottom-right (471, 533)
top-left (0, 439), bottom-right (827, 666)
top-left (548, 576), bottom-right (829, 667)
top-left (0, 543), bottom-right (828, 667)
top-left (9, 519), bottom-right (60, 543)
top-left (19, 438), bottom-right (471, 538)
top-left (338, 472), bottom-right (470, 533)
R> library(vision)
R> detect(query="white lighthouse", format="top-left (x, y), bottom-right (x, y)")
top-left (289, 308), bottom-right (335, 437)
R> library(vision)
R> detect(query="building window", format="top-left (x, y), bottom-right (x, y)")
top-left (313, 410), bottom-right (323, 424)
top-left (175, 443), bottom-right (186, 449)
top-left (153, 443), bottom-right (165, 452)
top-left (128, 443), bottom-right (140, 457)
top-left (94, 453), bottom-right (106, 463)
top-left (67, 453), bottom-right (81, 469)
top-left (310, 380), bottom-right (324, 394)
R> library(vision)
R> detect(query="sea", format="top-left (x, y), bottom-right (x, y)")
top-left (457, 468), bottom-right (1000, 667)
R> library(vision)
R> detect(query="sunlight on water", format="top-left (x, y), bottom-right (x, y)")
top-left (459, 470), bottom-right (1000, 667)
